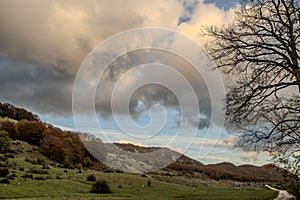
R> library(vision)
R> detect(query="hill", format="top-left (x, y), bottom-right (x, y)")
top-left (0, 139), bottom-right (279, 199)
top-left (0, 102), bottom-right (287, 183)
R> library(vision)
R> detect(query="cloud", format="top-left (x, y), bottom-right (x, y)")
top-left (116, 139), bottom-right (146, 147)
top-left (0, 60), bottom-right (73, 116)
top-left (237, 150), bottom-right (270, 163)
top-left (0, 0), bottom-right (234, 128)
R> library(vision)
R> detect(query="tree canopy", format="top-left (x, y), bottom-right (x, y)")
top-left (205, 0), bottom-right (300, 175)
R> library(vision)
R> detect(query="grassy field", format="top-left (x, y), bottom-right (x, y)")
top-left (0, 172), bottom-right (278, 200)
top-left (0, 141), bottom-right (278, 200)
top-left (0, 165), bottom-right (278, 199)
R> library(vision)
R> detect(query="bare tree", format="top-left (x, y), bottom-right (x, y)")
top-left (204, 0), bottom-right (300, 173)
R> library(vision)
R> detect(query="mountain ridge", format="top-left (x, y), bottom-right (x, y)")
top-left (0, 102), bottom-right (288, 182)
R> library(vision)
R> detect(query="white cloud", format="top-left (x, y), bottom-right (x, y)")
top-left (237, 150), bottom-right (270, 163)
top-left (116, 139), bottom-right (146, 147)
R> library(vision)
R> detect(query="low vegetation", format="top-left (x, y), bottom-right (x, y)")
top-left (0, 102), bottom-right (293, 199)
top-left (90, 180), bottom-right (112, 194)
top-left (0, 130), bottom-right (11, 153)
top-left (0, 143), bottom-right (278, 199)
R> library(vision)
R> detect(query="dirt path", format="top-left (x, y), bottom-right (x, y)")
top-left (265, 185), bottom-right (295, 200)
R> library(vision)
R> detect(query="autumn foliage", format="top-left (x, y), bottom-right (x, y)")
top-left (0, 118), bottom-right (93, 168)
top-left (15, 120), bottom-right (46, 145)
top-left (0, 103), bottom-right (40, 121)
top-left (39, 127), bottom-right (87, 167)
top-left (167, 162), bottom-right (283, 182)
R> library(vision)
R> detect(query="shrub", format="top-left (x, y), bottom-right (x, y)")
top-left (0, 167), bottom-right (9, 177)
top-left (8, 173), bottom-right (17, 180)
top-left (90, 180), bottom-right (112, 194)
top-left (87, 174), bottom-right (97, 182)
top-left (42, 164), bottom-right (50, 169)
top-left (83, 157), bottom-right (92, 167)
top-left (37, 158), bottom-right (45, 165)
top-left (25, 158), bottom-right (38, 165)
top-left (147, 180), bottom-right (152, 187)
top-left (34, 176), bottom-right (46, 181)
top-left (0, 130), bottom-right (11, 153)
top-left (21, 173), bottom-right (33, 179)
top-left (0, 178), bottom-right (10, 184)
top-left (0, 121), bottom-right (18, 139)
top-left (30, 168), bottom-right (48, 174)
top-left (287, 179), bottom-right (300, 200)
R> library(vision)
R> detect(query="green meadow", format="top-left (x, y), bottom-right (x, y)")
top-left (0, 156), bottom-right (278, 200)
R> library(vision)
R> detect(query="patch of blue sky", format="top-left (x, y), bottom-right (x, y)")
top-left (203, 0), bottom-right (240, 10)
top-left (40, 114), bottom-right (76, 130)
top-left (178, 0), bottom-right (199, 25)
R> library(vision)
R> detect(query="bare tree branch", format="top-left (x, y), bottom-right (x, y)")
top-left (204, 0), bottom-right (300, 172)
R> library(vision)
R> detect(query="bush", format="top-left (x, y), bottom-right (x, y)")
top-left (37, 158), bottom-right (45, 165)
top-left (25, 158), bottom-right (38, 165)
top-left (90, 180), bottom-right (112, 194)
top-left (87, 174), bottom-right (97, 182)
top-left (30, 168), bottom-right (48, 174)
top-left (287, 179), bottom-right (300, 200)
top-left (7, 173), bottom-right (17, 180)
top-left (34, 176), bottom-right (46, 181)
top-left (0, 130), bottom-right (11, 153)
top-left (0, 167), bottom-right (9, 177)
top-left (0, 121), bottom-right (18, 139)
top-left (21, 173), bottom-right (33, 179)
top-left (42, 164), bottom-right (50, 169)
top-left (147, 180), bottom-right (152, 187)
top-left (0, 178), bottom-right (10, 184)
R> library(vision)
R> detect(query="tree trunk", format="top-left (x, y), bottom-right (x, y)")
top-left (295, 68), bottom-right (300, 93)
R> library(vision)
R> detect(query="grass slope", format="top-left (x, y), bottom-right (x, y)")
top-left (0, 141), bottom-right (278, 200)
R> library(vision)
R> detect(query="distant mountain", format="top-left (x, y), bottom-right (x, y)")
top-left (105, 142), bottom-right (203, 173)
top-left (112, 143), bottom-right (285, 182)
top-left (0, 102), bottom-right (288, 182)
top-left (206, 162), bottom-right (285, 182)
top-left (114, 142), bottom-right (203, 166)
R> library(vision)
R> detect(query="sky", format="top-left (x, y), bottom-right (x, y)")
top-left (0, 0), bottom-right (271, 166)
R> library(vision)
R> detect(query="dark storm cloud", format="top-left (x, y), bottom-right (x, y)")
top-left (0, 60), bottom-right (73, 116)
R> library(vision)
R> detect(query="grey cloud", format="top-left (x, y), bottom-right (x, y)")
top-left (0, 0), bottom-right (148, 116)
top-left (95, 49), bottom-right (212, 129)
top-left (0, 0), bottom-right (223, 130)
top-left (0, 0), bottom-right (147, 75)
top-left (0, 60), bottom-right (73, 116)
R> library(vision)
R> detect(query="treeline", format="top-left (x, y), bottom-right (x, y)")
top-left (167, 162), bottom-right (283, 182)
top-left (0, 119), bottom-right (97, 168)
top-left (0, 103), bottom-right (40, 121)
